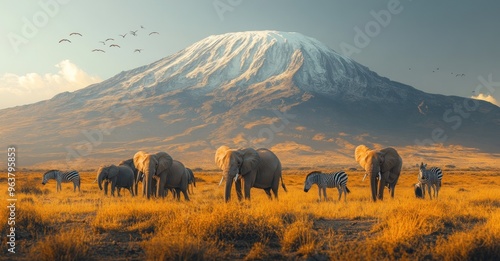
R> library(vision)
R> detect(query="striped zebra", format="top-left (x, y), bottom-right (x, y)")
top-left (417, 163), bottom-right (443, 199)
top-left (42, 170), bottom-right (81, 192)
top-left (303, 171), bottom-right (350, 202)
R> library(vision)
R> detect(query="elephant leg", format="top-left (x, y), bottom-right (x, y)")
top-left (181, 189), bottom-right (190, 201)
top-left (158, 176), bottom-right (168, 198)
top-left (111, 183), bottom-right (116, 197)
top-left (235, 179), bottom-right (243, 201)
top-left (378, 172), bottom-right (390, 200)
top-left (104, 180), bottom-right (109, 195)
top-left (264, 188), bottom-right (272, 200)
top-left (391, 185), bottom-right (395, 198)
top-left (244, 179), bottom-right (252, 200)
top-left (271, 186), bottom-right (279, 200)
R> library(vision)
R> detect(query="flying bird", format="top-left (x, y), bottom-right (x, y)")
top-left (149, 32), bottom-right (159, 36)
top-left (105, 38), bottom-right (114, 42)
top-left (92, 49), bottom-right (105, 53)
top-left (99, 41), bottom-right (106, 45)
top-left (109, 44), bottom-right (120, 48)
top-left (69, 32), bottom-right (82, 36)
top-left (119, 33), bottom-right (127, 38)
top-left (58, 39), bottom-right (71, 43)
top-left (134, 49), bottom-right (142, 53)
top-left (141, 25), bottom-right (145, 29)
top-left (130, 30), bottom-right (138, 36)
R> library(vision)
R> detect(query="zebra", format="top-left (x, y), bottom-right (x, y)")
top-left (41, 170), bottom-right (81, 192)
top-left (303, 171), bottom-right (350, 202)
top-left (417, 162), bottom-right (443, 199)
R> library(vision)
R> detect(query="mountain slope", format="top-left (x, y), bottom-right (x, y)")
top-left (1, 31), bottom-right (498, 169)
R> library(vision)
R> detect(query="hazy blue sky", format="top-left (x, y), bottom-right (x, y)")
top-left (1, 0), bottom-right (499, 109)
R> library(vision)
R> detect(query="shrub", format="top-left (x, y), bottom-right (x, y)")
top-left (281, 218), bottom-right (317, 254)
top-left (28, 228), bottom-right (93, 261)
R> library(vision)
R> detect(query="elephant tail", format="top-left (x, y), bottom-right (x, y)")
top-left (345, 186), bottom-right (351, 194)
top-left (281, 175), bottom-right (288, 193)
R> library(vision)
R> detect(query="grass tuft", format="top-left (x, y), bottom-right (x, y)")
top-left (28, 228), bottom-right (94, 261)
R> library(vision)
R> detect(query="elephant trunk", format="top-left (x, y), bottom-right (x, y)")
top-left (145, 168), bottom-right (153, 199)
top-left (370, 172), bottom-right (378, 202)
top-left (98, 172), bottom-right (105, 191)
top-left (224, 173), bottom-right (232, 202)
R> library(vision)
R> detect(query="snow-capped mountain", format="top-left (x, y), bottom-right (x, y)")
top-left (1, 31), bottom-right (498, 169)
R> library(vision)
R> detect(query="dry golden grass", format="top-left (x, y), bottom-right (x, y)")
top-left (1, 169), bottom-right (499, 260)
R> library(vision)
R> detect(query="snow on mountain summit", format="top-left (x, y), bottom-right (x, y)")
top-left (111, 31), bottom-right (385, 99)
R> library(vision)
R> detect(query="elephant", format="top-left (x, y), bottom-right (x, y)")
top-left (166, 167), bottom-right (196, 199)
top-left (118, 158), bottom-right (140, 196)
top-left (133, 151), bottom-right (173, 199)
top-left (215, 146), bottom-right (287, 202)
top-left (96, 165), bottom-right (135, 197)
top-left (186, 168), bottom-right (196, 194)
top-left (149, 160), bottom-right (190, 201)
top-left (354, 145), bottom-right (402, 202)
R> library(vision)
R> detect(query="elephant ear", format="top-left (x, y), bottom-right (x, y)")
top-left (133, 151), bottom-right (148, 171)
top-left (239, 148), bottom-right (260, 175)
top-left (215, 146), bottom-right (231, 170)
top-left (354, 145), bottom-right (371, 169)
top-left (155, 152), bottom-right (173, 173)
top-left (107, 165), bottom-right (119, 179)
top-left (379, 147), bottom-right (401, 172)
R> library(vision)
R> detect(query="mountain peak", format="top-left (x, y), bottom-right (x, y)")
top-left (105, 30), bottom-right (384, 100)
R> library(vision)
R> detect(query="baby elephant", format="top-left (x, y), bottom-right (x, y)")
top-left (96, 165), bottom-right (135, 197)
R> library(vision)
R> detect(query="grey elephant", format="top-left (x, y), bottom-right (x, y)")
top-left (118, 158), bottom-right (140, 196)
top-left (186, 168), bottom-right (196, 194)
top-left (166, 167), bottom-right (196, 199)
top-left (133, 151), bottom-right (173, 199)
top-left (161, 160), bottom-right (190, 201)
top-left (96, 165), bottom-right (135, 197)
top-left (355, 145), bottom-right (402, 201)
top-left (215, 146), bottom-right (287, 202)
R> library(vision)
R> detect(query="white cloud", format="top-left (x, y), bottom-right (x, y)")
top-left (0, 60), bottom-right (101, 109)
top-left (471, 93), bottom-right (499, 106)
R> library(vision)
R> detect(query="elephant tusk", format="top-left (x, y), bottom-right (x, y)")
top-left (378, 172), bottom-right (382, 180)
top-left (234, 173), bottom-right (240, 183)
top-left (362, 173), bottom-right (368, 182)
top-left (218, 176), bottom-right (224, 187)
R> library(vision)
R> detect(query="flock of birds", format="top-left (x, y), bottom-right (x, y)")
top-left (409, 67), bottom-right (466, 77)
top-left (409, 66), bottom-right (476, 95)
top-left (58, 25), bottom-right (159, 53)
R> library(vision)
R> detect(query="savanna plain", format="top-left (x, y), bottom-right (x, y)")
top-left (1, 168), bottom-right (499, 261)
